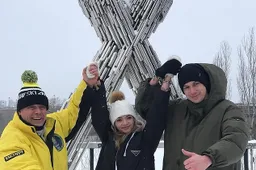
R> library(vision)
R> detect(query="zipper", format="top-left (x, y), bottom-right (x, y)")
top-left (115, 149), bottom-right (118, 170)
top-left (45, 124), bottom-right (55, 168)
top-left (32, 124), bottom-right (55, 169)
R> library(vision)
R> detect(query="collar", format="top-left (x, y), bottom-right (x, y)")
top-left (12, 112), bottom-right (56, 137)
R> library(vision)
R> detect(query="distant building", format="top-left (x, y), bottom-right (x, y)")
top-left (0, 100), bottom-right (7, 108)
top-left (8, 98), bottom-right (16, 108)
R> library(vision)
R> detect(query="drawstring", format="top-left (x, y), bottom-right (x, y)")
top-left (115, 132), bottom-right (136, 169)
top-left (123, 132), bottom-right (136, 157)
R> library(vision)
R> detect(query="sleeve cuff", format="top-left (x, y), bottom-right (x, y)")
top-left (202, 150), bottom-right (215, 167)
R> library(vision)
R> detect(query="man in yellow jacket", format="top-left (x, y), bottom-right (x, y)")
top-left (0, 63), bottom-right (99, 170)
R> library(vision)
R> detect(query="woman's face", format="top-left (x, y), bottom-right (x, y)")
top-left (115, 115), bottom-right (135, 134)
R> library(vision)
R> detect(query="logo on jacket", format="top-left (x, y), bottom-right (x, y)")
top-left (52, 134), bottom-right (64, 151)
top-left (131, 150), bottom-right (141, 157)
top-left (4, 150), bottom-right (25, 162)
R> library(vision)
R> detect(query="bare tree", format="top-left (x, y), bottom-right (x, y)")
top-left (48, 95), bottom-right (65, 112)
top-left (213, 41), bottom-right (232, 99)
top-left (237, 27), bottom-right (256, 140)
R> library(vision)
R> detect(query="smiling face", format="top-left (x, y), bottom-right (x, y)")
top-left (183, 81), bottom-right (207, 103)
top-left (19, 104), bottom-right (47, 126)
top-left (114, 115), bottom-right (135, 134)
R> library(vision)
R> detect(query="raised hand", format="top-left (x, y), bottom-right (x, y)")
top-left (155, 55), bottom-right (182, 79)
top-left (161, 74), bottom-right (172, 91)
top-left (83, 62), bottom-right (99, 87)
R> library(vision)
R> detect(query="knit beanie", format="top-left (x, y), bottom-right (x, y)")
top-left (178, 64), bottom-right (210, 93)
top-left (109, 91), bottom-right (140, 125)
top-left (17, 70), bottom-right (49, 112)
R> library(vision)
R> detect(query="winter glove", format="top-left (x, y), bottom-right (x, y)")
top-left (155, 56), bottom-right (182, 79)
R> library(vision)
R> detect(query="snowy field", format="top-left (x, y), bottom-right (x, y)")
top-left (75, 148), bottom-right (166, 170)
top-left (75, 140), bottom-right (256, 170)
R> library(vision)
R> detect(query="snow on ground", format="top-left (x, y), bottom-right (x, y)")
top-left (75, 140), bottom-right (256, 170)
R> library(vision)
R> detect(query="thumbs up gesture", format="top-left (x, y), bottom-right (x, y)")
top-left (182, 149), bottom-right (212, 170)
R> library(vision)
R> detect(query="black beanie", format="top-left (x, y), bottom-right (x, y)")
top-left (17, 70), bottom-right (49, 112)
top-left (178, 64), bottom-right (210, 93)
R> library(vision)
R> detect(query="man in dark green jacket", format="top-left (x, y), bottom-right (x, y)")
top-left (135, 60), bottom-right (249, 170)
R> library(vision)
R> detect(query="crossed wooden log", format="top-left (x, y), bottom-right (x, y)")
top-left (67, 0), bottom-right (179, 169)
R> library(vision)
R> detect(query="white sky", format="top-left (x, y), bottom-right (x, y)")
top-left (0, 0), bottom-right (256, 104)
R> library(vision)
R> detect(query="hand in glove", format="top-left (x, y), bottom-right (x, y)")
top-left (155, 56), bottom-right (182, 79)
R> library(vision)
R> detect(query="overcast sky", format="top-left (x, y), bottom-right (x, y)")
top-left (0, 0), bottom-right (256, 104)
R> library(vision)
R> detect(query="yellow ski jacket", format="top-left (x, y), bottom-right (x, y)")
top-left (0, 80), bottom-right (87, 170)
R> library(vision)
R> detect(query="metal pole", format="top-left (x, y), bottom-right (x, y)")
top-left (90, 148), bottom-right (94, 170)
top-left (244, 149), bottom-right (249, 170)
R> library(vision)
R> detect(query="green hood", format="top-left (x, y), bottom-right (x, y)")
top-left (200, 63), bottom-right (227, 108)
top-left (186, 63), bottom-right (227, 119)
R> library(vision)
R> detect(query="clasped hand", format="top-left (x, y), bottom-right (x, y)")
top-left (82, 63), bottom-right (100, 87)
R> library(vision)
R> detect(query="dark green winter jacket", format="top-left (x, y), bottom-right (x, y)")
top-left (135, 63), bottom-right (249, 170)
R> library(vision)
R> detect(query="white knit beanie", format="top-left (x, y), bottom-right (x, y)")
top-left (109, 91), bottom-right (139, 125)
top-left (109, 100), bottom-right (137, 125)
